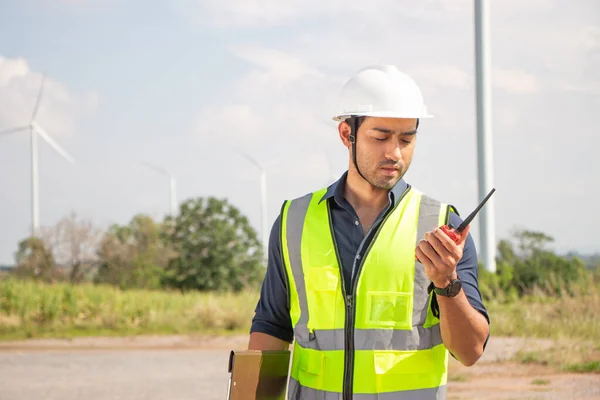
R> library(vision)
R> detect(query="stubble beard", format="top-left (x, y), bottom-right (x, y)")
top-left (356, 151), bottom-right (407, 190)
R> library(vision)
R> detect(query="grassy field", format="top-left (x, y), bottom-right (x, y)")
top-left (1, 277), bottom-right (598, 372)
top-left (0, 278), bottom-right (258, 340)
top-left (485, 284), bottom-right (600, 373)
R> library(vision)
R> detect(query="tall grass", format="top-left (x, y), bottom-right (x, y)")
top-left (0, 277), bottom-right (260, 340)
top-left (485, 277), bottom-right (600, 372)
top-left (1, 273), bottom-right (599, 352)
top-left (487, 285), bottom-right (600, 342)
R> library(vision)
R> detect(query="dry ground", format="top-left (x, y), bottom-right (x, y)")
top-left (0, 334), bottom-right (598, 400)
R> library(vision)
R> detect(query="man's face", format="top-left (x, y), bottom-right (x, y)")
top-left (342, 117), bottom-right (418, 190)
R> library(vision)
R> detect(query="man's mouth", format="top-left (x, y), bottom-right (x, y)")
top-left (380, 166), bottom-right (400, 175)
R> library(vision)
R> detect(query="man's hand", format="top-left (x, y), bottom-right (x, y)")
top-left (415, 224), bottom-right (489, 367)
top-left (415, 225), bottom-right (470, 288)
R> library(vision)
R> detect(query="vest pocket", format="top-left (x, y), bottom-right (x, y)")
top-left (366, 291), bottom-right (413, 330)
top-left (297, 348), bottom-right (325, 394)
top-left (306, 267), bottom-right (341, 329)
top-left (299, 349), bottom-right (325, 375)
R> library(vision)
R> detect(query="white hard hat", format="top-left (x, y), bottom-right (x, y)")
top-left (332, 65), bottom-right (433, 122)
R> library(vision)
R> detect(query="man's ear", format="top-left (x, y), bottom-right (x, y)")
top-left (339, 121), bottom-right (353, 148)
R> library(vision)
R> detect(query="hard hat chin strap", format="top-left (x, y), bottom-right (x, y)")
top-left (348, 117), bottom-right (369, 183)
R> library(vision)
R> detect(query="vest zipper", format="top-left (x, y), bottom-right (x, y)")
top-left (344, 293), bottom-right (355, 400)
top-left (329, 187), bottom-right (411, 400)
top-left (327, 204), bottom-right (352, 400)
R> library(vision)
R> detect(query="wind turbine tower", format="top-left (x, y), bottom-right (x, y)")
top-left (143, 162), bottom-right (178, 216)
top-left (233, 148), bottom-right (277, 255)
top-left (0, 74), bottom-right (76, 237)
top-left (474, 0), bottom-right (497, 272)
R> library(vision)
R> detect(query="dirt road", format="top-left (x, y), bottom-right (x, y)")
top-left (0, 335), bottom-right (597, 400)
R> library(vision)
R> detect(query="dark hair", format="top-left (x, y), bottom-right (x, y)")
top-left (344, 116), bottom-right (366, 130)
top-left (344, 116), bottom-right (419, 131)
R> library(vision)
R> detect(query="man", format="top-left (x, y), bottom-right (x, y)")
top-left (248, 65), bottom-right (490, 399)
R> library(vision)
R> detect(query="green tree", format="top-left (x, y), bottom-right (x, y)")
top-left (13, 237), bottom-right (59, 283)
top-left (95, 214), bottom-right (175, 289)
top-left (513, 230), bottom-right (554, 258)
top-left (162, 197), bottom-right (264, 292)
top-left (496, 229), bottom-right (588, 296)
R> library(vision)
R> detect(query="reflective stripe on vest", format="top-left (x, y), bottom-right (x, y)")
top-left (288, 378), bottom-right (447, 400)
top-left (280, 186), bottom-right (450, 399)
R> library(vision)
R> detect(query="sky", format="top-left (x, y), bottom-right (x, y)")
top-left (0, 0), bottom-right (598, 265)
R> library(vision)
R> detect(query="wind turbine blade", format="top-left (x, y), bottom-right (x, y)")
top-left (31, 75), bottom-right (46, 121)
top-left (232, 146), bottom-right (262, 169)
top-left (32, 123), bottom-right (75, 164)
top-left (142, 162), bottom-right (170, 176)
top-left (0, 126), bottom-right (29, 135)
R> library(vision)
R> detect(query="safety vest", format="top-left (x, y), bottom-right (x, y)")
top-left (280, 185), bottom-right (453, 400)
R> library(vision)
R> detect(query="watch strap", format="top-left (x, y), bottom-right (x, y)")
top-left (428, 279), bottom-right (462, 297)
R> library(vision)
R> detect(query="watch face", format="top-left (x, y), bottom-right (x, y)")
top-left (449, 280), bottom-right (462, 296)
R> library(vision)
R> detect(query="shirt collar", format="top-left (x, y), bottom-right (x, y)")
top-left (319, 170), bottom-right (409, 207)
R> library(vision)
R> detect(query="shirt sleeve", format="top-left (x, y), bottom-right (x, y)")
top-left (430, 210), bottom-right (491, 356)
top-left (249, 214), bottom-right (295, 343)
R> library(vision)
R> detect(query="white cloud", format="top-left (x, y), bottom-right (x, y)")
top-left (196, 44), bottom-right (341, 156)
top-left (557, 81), bottom-right (600, 94)
top-left (177, 0), bottom-right (475, 29)
top-left (409, 64), bottom-right (471, 89)
top-left (0, 55), bottom-right (97, 138)
top-left (492, 68), bottom-right (538, 94)
top-left (175, 0), bottom-right (317, 29)
top-left (178, 0), bottom-right (564, 30)
top-left (0, 57), bottom-right (29, 86)
top-left (231, 44), bottom-right (325, 88)
top-left (578, 25), bottom-right (600, 52)
top-left (197, 104), bottom-right (267, 142)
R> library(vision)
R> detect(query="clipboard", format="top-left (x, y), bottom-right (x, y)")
top-left (226, 349), bottom-right (291, 400)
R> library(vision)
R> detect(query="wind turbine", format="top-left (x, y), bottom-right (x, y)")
top-left (474, 0), bottom-right (497, 272)
top-left (0, 74), bottom-right (75, 237)
top-left (142, 162), bottom-right (178, 216)
top-left (233, 148), bottom-right (280, 255)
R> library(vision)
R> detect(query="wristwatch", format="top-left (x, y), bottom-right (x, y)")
top-left (428, 279), bottom-right (462, 297)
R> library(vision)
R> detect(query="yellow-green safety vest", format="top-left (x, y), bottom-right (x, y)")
top-left (280, 185), bottom-right (454, 400)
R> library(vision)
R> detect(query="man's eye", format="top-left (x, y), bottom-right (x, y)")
top-left (374, 137), bottom-right (386, 141)
top-left (402, 139), bottom-right (413, 144)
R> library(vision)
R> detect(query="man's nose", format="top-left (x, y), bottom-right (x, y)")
top-left (386, 142), bottom-right (402, 162)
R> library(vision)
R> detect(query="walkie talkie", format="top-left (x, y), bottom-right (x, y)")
top-left (440, 188), bottom-right (496, 243)
top-left (416, 188), bottom-right (496, 260)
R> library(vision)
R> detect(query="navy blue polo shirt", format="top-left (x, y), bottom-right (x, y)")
top-left (250, 172), bottom-right (490, 343)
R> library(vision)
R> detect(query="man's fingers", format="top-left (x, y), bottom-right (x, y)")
top-left (415, 245), bottom-right (436, 276)
top-left (429, 229), bottom-right (454, 256)
top-left (426, 230), bottom-right (462, 268)
top-left (416, 245), bottom-right (431, 265)
top-left (418, 239), bottom-right (441, 267)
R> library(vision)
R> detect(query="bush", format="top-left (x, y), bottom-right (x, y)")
top-left (161, 197), bottom-right (265, 292)
top-left (479, 230), bottom-right (593, 301)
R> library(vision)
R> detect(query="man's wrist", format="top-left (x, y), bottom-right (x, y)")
top-left (433, 272), bottom-right (458, 289)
